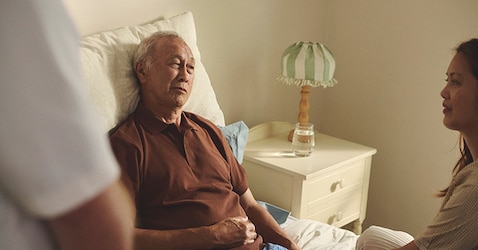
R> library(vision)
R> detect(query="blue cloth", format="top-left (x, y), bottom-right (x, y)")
top-left (263, 243), bottom-right (288, 250)
top-left (219, 121), bottom-right (249, 164)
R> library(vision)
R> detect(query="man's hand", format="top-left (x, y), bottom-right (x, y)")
top-left (209, 216), bottom-right (258, 248)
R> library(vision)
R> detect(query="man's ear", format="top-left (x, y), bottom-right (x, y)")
top-left (135, 62), bottom-right (147, 85)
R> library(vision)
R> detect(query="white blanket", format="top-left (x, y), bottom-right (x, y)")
top-left (281, 218), bottom-right (358, 250)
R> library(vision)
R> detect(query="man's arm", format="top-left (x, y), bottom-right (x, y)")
top-left (240, 188), bottom-right (300, 250)
top-left (132, 216), bottom-right (254, 250)
top-left (48, 180), bottom-right (134, 250)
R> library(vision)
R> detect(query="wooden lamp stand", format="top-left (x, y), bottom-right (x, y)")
top-left (288, 85), bottom-right (311, 141)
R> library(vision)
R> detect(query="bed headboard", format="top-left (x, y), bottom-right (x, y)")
top-left (80, 11), bottom-right (225, 132)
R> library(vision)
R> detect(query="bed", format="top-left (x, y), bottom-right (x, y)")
top-left (80, 11), bottom-right (358, 249)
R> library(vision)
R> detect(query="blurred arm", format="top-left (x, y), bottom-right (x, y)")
top-left (48, 180), bottom-right (134, 250)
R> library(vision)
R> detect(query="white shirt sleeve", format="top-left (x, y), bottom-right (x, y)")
top-left (0, 0), bottom-right (120, 218)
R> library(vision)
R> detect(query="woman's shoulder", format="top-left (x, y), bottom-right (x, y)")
top-left (454, 161), bottom-right (478, 189)
top-left (461, 161), bottom-right (478, 175)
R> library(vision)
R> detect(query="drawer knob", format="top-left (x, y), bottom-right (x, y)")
top-left (331, 179), bottom-right (345, 192)
top-left (336, 211), bottom-right (343, 221)
top-left (328, 211), bottom-right (344, 224)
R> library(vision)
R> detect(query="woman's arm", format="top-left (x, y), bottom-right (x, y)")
top-left (396, 242), bottom-right (419, 250)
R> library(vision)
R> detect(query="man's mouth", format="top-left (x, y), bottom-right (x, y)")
top-left (171, 86), bottom-right (187, 93)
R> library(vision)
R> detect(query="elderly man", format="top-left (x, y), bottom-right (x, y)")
top-left (109, 31), bottom-right (300, 250)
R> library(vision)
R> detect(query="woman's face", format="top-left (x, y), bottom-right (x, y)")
top-left (441, 52), bottom-right (478, 135)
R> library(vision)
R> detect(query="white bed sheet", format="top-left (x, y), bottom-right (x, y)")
top-left (281, 217), bottom-right (358, 250)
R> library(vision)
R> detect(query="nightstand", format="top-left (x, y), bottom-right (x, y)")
top-left (242, 122), bottom-right (377, 234)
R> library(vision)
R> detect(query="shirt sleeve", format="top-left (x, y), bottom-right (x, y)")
top-left (109, 129), bottom-right (143, 211)
top-left (191, 113), bottom-right (250, 196)
top-left (215, 124), bottom-right (249, 196)
top-left (0, 0), bottom-right (119, 218)
top-left (414, 166), bottom-right (478, 249)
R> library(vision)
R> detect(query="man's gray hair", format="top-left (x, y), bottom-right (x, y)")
top-left (133, 31), bottom-right (185, 71)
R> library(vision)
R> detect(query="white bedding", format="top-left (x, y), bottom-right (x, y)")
top-left (282, 217), bottom-right (358, 250)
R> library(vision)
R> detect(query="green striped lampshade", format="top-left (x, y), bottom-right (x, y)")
top-left (277, 41), bottom-right (337, 88)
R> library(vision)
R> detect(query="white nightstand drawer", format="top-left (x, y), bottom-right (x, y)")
top-left (306, 190), bottom-right (362, 227)
top-left (303, 159), bottom-right (366, 203)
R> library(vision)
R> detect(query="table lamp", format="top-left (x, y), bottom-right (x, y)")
top-left (277, 41), bottom-right (337, 141)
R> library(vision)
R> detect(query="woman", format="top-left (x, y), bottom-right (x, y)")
top-left (356, 38), bottom-right (478, 249)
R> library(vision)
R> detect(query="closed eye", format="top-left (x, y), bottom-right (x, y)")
top-left (445, 76), bottom-right (460, 86)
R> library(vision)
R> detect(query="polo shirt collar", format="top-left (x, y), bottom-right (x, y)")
top-left (135, 103), bottom-right (196, 134)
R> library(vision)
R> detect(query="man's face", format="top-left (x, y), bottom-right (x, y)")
top-left (138, 36), bottom-right (195, 109)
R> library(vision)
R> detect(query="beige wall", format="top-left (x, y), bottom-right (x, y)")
top-left (63, 0), bottom-right (478, 236)
top-left (322, 0), bottom-right (478, 235)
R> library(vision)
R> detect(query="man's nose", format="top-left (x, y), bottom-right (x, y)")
top-left (178, 67), bottom-right (192, 82)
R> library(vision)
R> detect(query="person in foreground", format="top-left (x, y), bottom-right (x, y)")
top-left (356, 38), bottom-right (478, 249)
top-left (0, 0), bottom-right (134, 249)
top-left (109, 31), bottom-right (300, 250)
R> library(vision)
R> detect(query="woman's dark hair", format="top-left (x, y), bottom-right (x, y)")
top-left (456, 38), bottom-right (478, 79)
top-left (437, 38), bottom-right (478, 197)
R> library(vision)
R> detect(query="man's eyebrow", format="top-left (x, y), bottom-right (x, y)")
top-left (169, 54), bottom-right (195, 63)
top-left (187, 55), bottom-right (195, 64)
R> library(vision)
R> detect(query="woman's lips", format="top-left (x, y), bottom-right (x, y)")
top-left (442, 103), bottom-right (451, 113)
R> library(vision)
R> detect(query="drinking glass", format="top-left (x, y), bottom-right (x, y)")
top-left (292, 122), bottom-right (315, 157)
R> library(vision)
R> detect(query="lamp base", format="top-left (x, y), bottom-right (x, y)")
top-left (288, 129), bottom-right (294, 142)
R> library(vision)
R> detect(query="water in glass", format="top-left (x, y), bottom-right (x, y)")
top-left (292, 123), bottom-right (315, 157)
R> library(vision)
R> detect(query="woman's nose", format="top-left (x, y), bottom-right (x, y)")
top-left (440, 86), bottom-right (448, 99)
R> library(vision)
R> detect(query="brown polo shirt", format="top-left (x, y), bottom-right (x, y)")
top-left (110, 103), bottom-right (263, 249)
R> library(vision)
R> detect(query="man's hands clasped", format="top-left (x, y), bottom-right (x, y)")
top-left (210, 216), bottom-right (258, 248)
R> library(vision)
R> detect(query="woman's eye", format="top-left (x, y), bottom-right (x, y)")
top-left (445, 78), bottom-right (460, 85)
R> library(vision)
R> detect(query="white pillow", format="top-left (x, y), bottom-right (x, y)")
top-left (80, 11), bottom-right (225, 132)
